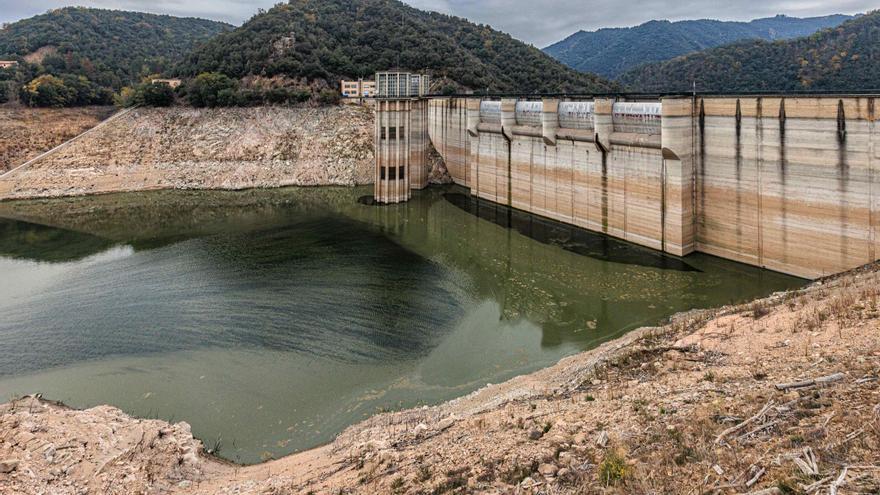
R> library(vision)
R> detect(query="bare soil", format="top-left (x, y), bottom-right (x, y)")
top-left (1, 260), bottom-right (877, 494)
top-left (0, 105), bottom-right (375, 200)
top-left (0, 106), bottom-right (115, 172)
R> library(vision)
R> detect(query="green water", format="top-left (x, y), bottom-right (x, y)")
top-left (0, 186), bottom-right (803, 464)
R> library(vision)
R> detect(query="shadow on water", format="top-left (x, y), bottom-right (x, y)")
top-left (443, 193), bottom-right (699, 272)
top-left (0, 218), bottom-right (115, 263)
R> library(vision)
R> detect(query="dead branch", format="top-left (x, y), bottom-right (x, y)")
top-left (823, 428), bottom-right (865, 452)
top-left (829, 466), bottom-right (848, 495)
top-left (715, 401), bottom-right (774, 445)
top-left (792, 447), bottom-right (819, 476)
top-left (736, 419), bottom-right (780, 441)
top-left (802, 475), bottom-right (833, 493)
top-left (745, 466), bottom-right (765, 488)
top-left (775, 372), bottom-right (845, 391)
top-left (743, 488), bottom-right (780, 495)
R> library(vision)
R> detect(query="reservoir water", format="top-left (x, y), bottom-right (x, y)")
top-left (0, 186), bottom-right (803, 464)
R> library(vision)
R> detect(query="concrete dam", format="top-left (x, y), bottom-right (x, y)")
top-left (375, 95), bottom-right (880, 279)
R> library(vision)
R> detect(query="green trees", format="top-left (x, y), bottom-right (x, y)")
top-left (187, 72), bottom-right (238, 107)
top-left (0, 67), bottom-right (14, 104)
top-left (544, 15), bottom-right (851, 79)
top-left (18, 74), bottom-right (112, 107)
top-left (183, 72), bottom-right (319, 107)
top-left (179, 0), bottom-right (615, 94)
top-left (115, 81), bottom-right (176, 107)
top-left (140, 83), bottom-right (176, 107)
top-left (0, 7), bottom-right (230, 106)
top-left (620, 11), bottom-right (880, 92)
top-left (20, 75), bottom-right (71, 107)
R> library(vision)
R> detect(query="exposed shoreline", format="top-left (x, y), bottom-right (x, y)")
top-left (0, 105), bottom-right (375, 202)
top-left (0, 106), bottom-right (117, 174)
top-left (2, 261), bottom-right (878, 494)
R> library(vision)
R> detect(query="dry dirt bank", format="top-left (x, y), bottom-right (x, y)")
top-left (0, 105), bottom-right (374, 200)
top-left (0, 106), bottom-right (116, 172)
top-left (1, 264), bottom-right (878, 494)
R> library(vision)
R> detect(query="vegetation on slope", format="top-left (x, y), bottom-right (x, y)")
top-left (619, 11), bottom-right (880, 92)
top-left (178, 0), bottom-right (615, 95)
top-left (0, 7), bottom-right (230, 106)
top-left (544, 14), bottom-right (851, 79)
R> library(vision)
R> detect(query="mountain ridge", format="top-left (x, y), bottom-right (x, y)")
top-left (0, 7), bottom-right (231, 91)
top-left (178, 0), bottom-right (616, 94)
top-left (618, 11), bottom-right (880, 92)
top-left (544, 14), bottom-right (853, 79)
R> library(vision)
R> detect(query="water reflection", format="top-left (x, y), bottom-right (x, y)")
top-left (444, 192), bottom-right (698, 272)
top-left (0, 186), bottom-right (804, 463)
top-left (0, 218), bottom-right (114, 262)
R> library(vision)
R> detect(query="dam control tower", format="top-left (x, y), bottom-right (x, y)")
top-left (374, 72), bottom-right (431, 204)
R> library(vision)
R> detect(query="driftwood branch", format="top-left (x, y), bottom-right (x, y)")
top-left (737, 419), bottom-right (780, 441)
top-left (775, 372), bottom-right (845, 391)
top-left (823, 428), bottom-right (865, 452)
top-left (744, 488), bottom-right (780, 495)
top-left (745, 466), bottom-right (766, 488)
top-left (715, 401), bottom-right (774, 444)
top-left (802, 475), bottom-right (833, 493)
top-left (792, 447), bottom-right (819, 476)
top-left (829, 467), bottom-right (848, 495)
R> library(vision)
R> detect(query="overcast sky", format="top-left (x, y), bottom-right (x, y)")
top-left (0, 0), bottom-right (874, 47)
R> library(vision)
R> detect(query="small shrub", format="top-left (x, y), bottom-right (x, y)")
top-left (749, 300), bottom-right (771, 319)
top-left (390, 476), bottom-right (406, 494)
top-left (316, 88), bottom-right (340, 105)
top-left (598, 450), bottom-right (628, 487)
top-left (433, 467), bottom-right (468, 493)
top-left (417, 464), bottom-right (431, 482)
top-left (673, 446), bottom-right (698, 466)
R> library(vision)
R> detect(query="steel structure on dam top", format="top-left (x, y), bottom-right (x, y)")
top-left (374, 91), bottom-right (880, 280)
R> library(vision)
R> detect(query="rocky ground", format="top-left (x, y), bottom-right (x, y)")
top-left (1, 261), bottom-right (877, 494)
top-left (0, 106), bottom-right (115, 172)
top-left (0, 105), bottom-right (375, 200)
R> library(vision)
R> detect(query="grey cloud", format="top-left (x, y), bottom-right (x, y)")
top-left (1, 0), bottom-right (874, 46)
top-left (405, 0), bottom-right (874, 46)
top-left (0, 0), bottom-right (277, 25)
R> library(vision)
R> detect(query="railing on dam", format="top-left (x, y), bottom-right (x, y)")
top-left (479, 101), bottom-right (501, 124)
top-left (558, 101), bottom-right (595, 130)
top-left (474, 98), bottom-right (662, 135)
top-left (514, 101), bottom-right (543, 126)
top-left (612, 102), bottom-right (661, 134)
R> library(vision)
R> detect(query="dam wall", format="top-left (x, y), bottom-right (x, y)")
top-left (427, 95), bottom-right (880, 279)
top-left (696, 97), bottom-right (877, 278)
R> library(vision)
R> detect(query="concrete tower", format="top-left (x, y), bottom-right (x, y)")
top-left (374, 98), bottom-right (429, 203)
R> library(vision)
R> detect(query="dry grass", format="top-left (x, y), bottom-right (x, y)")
top-left (0, 106), bottom-right (114, 171)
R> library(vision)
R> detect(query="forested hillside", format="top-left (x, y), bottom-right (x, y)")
top-left (0, 7), bottom-right (230, 106)
top-left (178, 0), bottom-right (615, 94)
top-left (619, 11), bottom-right (880, 92)
top-left (544, 14), bottom-right (851, 79)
